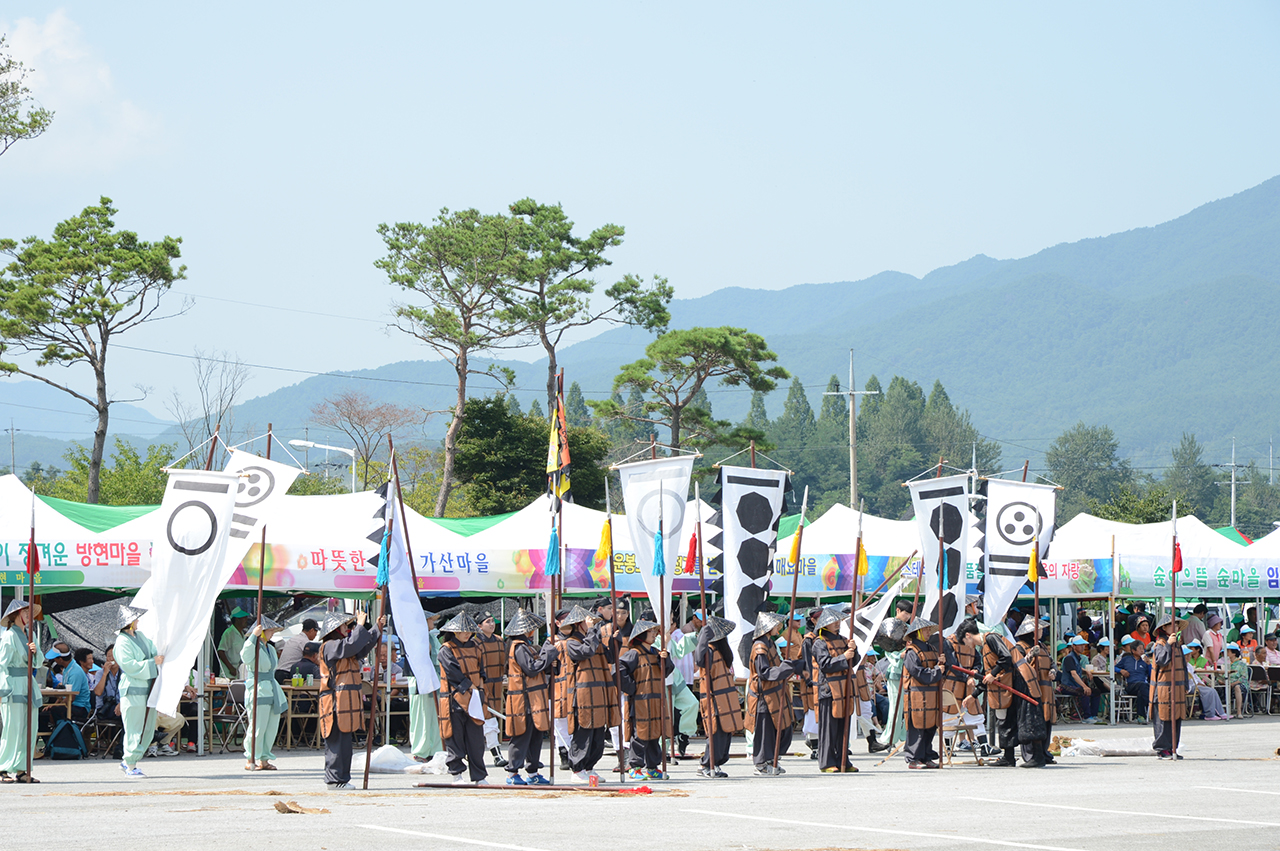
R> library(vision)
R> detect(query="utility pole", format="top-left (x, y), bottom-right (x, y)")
top-left (822, 350), bottom-right (879, 507)
top-left (1214, 437), bottom-right (1250, 529)
top-left (4, 419), bottom-right (17, 476)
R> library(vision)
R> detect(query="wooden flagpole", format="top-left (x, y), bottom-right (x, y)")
top-left (694, 483), bottom-right (717, 775)
top-left (935, 530), bottom-right (946, 768)
top-left (249, 424), bottom-right (272, 769)
top-left (360, 437), bottom-right (391, 791)
top-left (774, 486), bottom-right (807, 770)
top-left (840, 499), bottom-right (863, 773)
top-left (656, 483), bottom-right (671, 779)
top-left (24, 496), bottom-right (36, 782)
top-left (605, 476), bottom-right (626, 776)
top-left (1170, 501), bottom-right (1179, 758)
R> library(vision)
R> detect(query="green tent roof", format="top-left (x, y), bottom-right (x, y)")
top-left (1215, 526), bottom-right (1254, 545)
top-left (38, 495), bottom-right (158, 533)
top-left (778, 514), bottom-right (802, 538)
top-left (422, 511), bottom-right (517, 536)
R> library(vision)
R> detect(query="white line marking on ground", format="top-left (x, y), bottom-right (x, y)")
top-left (362, 824), bottom-right (554, 851)
top-left (1192, 785), bottom-right (1280, 796)
top-left (959, 796), bottom-right (1280, 827)
top-left (682, 808), bottom-right (1091, 851)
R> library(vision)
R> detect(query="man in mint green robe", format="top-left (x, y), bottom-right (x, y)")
top-left (242, 617), bottom-right (288, 770)
top-left (113, 605), bottom-right (161, 777)
top-left (408, 616), bottom-right (442, 760)
top-left (0, 600), bottom-right (42, 783)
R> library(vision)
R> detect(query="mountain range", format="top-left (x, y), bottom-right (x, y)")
top-left (5, 174), bottom-right (1280, 476)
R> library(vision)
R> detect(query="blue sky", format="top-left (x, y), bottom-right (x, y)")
top-left (1, 3), bottom-right (1278, 417)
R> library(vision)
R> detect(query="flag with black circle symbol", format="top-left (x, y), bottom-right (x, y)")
top-left (981, 479), bottom-right (1056, 628)
top-left (908, 474), bottom-right (971, 637)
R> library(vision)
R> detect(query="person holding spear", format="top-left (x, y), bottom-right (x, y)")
top-left (114, 605), bottom-right (162, 779)
top-left (241, 616), bottom-right (287, 771)
top-left (502, 609), bottom-right (555, 785)
top-left (902, 617), bottom-right (948, 769)
top-left (745, 610), bottom-right (801, 776)
top-left (617, 617), bottom-right (673, 780)
top-left (0, 600), bottom-right (41, 784)
top-left (810, 606), bottom-right (860, 772)
top-left (1010, 615), bottom-right (1050, 768)
top-left (1150, 612), bottom-right (1187, 759)
top-left (319, 608), bottom-right (382, 789)
top-left (695, 614), bottom-right (742, 779)
top-left (437, 612), bottom-right (489, 785)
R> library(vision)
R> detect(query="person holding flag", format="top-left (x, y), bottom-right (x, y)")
top-left (745, 610), bottom-right (801, 776)
top-left (1150, 613), bottom-right (1188, 759)
top-left (114, 605), bottom-right (163, 778)
top-left (809, 606), bottom-right (860, 772)
top-left (695, 615), bottom-right (743, 779)
top-left (0, 600), bottom-right (41, 784)
top-left (240, 616), bottom-right (288, 771)
top-left (502, 610), bottom-right (555, 785)
top-left (559, 604), bottom-right (618, 783)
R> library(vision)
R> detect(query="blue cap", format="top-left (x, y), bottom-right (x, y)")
top-left (89, 664), bottom-right (102, 673)
top-left (1121, 635), bottom-right (1136, 646)
top-left (791, 610), bottom-right (806, 621)
top-left (1097, 637), bottom-right (1111, 647)
top-left (1226, 642), bottom-right (1241, 651)
top-left (1040, 614), bottom-right (1050, 622)
top-left (1186, 639), bottom-right (1202, 648)
top-left (1070, 636), bottom-right (1088, 646)
top-left (1241, 625), bottom-right (1256, 634)
top-left (44, 648), bottom-right (70, 660)
top-left (1055, 641), bottom-right (1068, 652)
top-left (865, 647), bottom-right (878, 656)
top-left (1181, 645), bottom-right (1192, 654)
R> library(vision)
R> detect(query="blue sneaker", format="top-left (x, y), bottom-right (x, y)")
top-left (645, 768), bottom-right (668, 780)
top-left (626, 767), bottom-right (647, 781)
top-left (505, 774), bottom-right (527, 786)
top-left (525, 773), bottom-right (550, 786)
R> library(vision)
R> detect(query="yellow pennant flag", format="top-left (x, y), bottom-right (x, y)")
top-left (1027, 539), bottom-right (1039, 584)
top-left (594, 519), bottom-right (612, 566)
top-left (856, 540), bottom-right (869, 577)
top-left (788, 525), bottom-right (802, 568)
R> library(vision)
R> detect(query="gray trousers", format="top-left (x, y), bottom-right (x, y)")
top-left (323, 730), bottom-right (353, 784)
top-left (445, 709), bottom-right (488, 781)
top-left (568, 725), bottom-right (606, 773)
top-left (506, 718), bottom-right (545, 775)
top-left (628, 737), bottom-right (662, 770)
top-left (816, 697), bottom-right (847, 770)
top-left (700, 729), bottom-right (731, 769)
top-left (1152, 717), bottom-right (1181, 753)
top-left (754, 710), bottom-right (792, 767)
top-left (904, 724), bottom-right (938, 764)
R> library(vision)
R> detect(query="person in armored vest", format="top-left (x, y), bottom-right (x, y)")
top-left (476, 611), bottom-right (508, 768)
top-left (1010, 615), bottom-right (1050, 768)
top-left (902, 617), bottom-right (948, 769)
top-left (745, 611), bottom-right (802, 776)
top-left (319, 608), bottom-right (381, 788)
top-left (882, 599), bottom-right (916, 750)
top-left (502, 609), bottom-right (555, 785)
top-left (796, 607), bottom-right (822, 758)
top-left (696, 615), bottom-right (743, 778)
top-left (113, 604), bottom-right (163, 779)
top-left (1150, 613), bottom-right (1188, 759)
top-left (980, 622), bottom-right (1019, 767)
top-left (0, 600), bottom-right (42, 784)
top-left (618, 617), bottom-right (673, 781)
top-left (557, 604), bottom-right (618, 784)
top-left (594, 595), bottom-right (630, 768)
top-left (810, 606), bottom-right (861, 773)
top-left (241, 616), bottom-right (288, 772)
top-left (550, 607), bottom-right (576, 772)
top-left (437, 612), bottom-right (489, 785)
top-left (943, 617), bottom-right (992, 756)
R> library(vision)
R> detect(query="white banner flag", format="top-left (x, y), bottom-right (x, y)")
top-left (908, 474), bottom-right (971, 637)
top-left (373, 474), bottom-right (440, 694)
top-left (220, 449), bottom-right (303, 572)
top-left (617, 456), bottom-right (695, 619)
top-left (981, 479), bottom-right (1057, 628)
top-left (847, 574), bottom-right (912, 657)
top-left (135, 469), bottom-right (242, 714)
top-left (714, 465), bottom-right (789, 676)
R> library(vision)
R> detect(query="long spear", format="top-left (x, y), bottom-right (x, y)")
top-left (361, 440), bottom-right (391, 791)
top-left (884, 553), bottom-right (925, 749)
top-left (949, 664), bottom-right (1039, 704)
top-left (774, 486), bottom-right (807, 770)
top-left (840, 498), bottom-right (863, 773)
top-left (1170, 501), bottom-right (1180, 758)
top-left (935, 524), bottom-right (946, 768)
top-left (24, 495), bottom-right (37, 782)
top-left (656, 483), bottom-right (671, 779)
top-left (605, 476), bottom-right (626, 776)
top-left (693, 482), bottom-right (717, 776)
top-left (249, 424), bottom-right (272, 770)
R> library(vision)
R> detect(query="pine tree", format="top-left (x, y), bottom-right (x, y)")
top-left (506, 394), bottom-right (523, 416)
top-left (565, 380), bottom-right (592, 428)
top-left (745, 391), bottom-right (770, 431)
top-left (528, 398), bottom-right (545, 419)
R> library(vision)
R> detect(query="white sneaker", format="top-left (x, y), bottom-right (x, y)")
top-left (571, 770), bottom-right (591, 784)
top-left (158, 743), bottom-right (179, 757)
top-left (587, 770), bottom-right (606, 785)
top-left (451, 773), bottom-right (471, 785)
top-left (474, 777), bottom-right (490, 786)
top-left (144, 744), bottom-right (158, 758)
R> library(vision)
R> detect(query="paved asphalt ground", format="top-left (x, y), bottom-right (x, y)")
top-left (5, 717), bottom-right (1279, 851)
